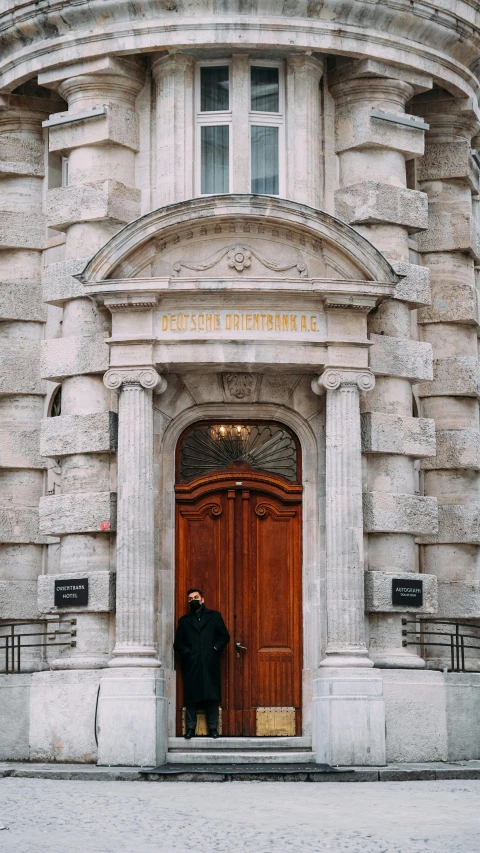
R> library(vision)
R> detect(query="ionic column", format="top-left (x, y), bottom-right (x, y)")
top-left (104, 367), bottom-right (166, 667)
top-left (311, 368), bottom-right (386, 767)
top-left (96, 366), bottom-right (168, 767)
top-left (313, 368), bottom-right (375, 667)
top-left (286, 55), bottom-right (323, 207)
top-left (151, 53), bottom-right (194, 207)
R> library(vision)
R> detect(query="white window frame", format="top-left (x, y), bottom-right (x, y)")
top-left (195, 59), bottom-right (233, 196)
top-left (195, 58), bottom-right (285, 197)
top-left (248, 60), bottom-right (285, 197)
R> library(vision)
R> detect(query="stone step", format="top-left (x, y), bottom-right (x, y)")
top-left (168, 736), bottom-right (311, 751)
top-left (166, 751), bottom-right (316, 764)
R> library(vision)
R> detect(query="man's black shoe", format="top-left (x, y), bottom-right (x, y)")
top-left (184, 729), bottom-right (195, 740)
top-left (208, 729), bottom-right (220, 739)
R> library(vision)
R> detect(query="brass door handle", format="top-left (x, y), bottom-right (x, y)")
top-left (235, 641), bottom-right (247, 658)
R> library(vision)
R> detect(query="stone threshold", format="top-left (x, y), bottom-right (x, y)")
top-left (1, 761), bottom-right (480, 782)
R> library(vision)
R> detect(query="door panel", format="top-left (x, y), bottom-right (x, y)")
top-left (175, 472), bottom-right (302, 736)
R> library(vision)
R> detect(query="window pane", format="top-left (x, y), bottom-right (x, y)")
top-left (201, 125), bottom-right (229, 194)
top-left (251, 126), bottom-right (279, 194)
top-left (251, 67), bottom-right (279, 112)
top-left (201, 66), bottom-right (229, 111)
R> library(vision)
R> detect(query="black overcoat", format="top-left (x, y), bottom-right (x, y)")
top-left (174, 608), bottom-right (230, 704)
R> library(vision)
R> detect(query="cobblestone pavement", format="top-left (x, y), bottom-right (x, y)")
top-left (0, 778), bottom-right (479, 853)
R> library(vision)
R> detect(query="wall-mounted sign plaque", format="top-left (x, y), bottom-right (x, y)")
top-left (392, 578), bottom-right (423, 607)
top-left (54, 578), bottom-right (89, 607)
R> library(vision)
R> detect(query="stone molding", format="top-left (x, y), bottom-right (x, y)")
top-left (103, 367), bottom-right (167, 393)
top-left (311, 368), bottom-right (375, 395)
top-left (2, 11), bottom-right (478, 101)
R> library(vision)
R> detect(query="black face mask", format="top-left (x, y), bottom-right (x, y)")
top-left (189, 600), bottom-right (202, 612)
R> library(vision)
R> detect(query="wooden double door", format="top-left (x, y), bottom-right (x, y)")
top-left (175, 468), bottom-right (303, 736)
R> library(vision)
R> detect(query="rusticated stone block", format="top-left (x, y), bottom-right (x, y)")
top-left (417, 358), bottom-right (480, 399)
top-left (420, 429), bottom-right (480, 471)
top-left (0, 339), bottom-right (44, 395)
top-left (0, 580), bottom-right (38, 619)
top-left (437, 581), bottom-right (480, 619)
top-left (364, 492), bottom-right (438, 536)
top-left (0, 135), bottom-right (44, 177)
top-left (417, 281), bottom-right (478, 325)
top-left (46, 180), bottom-right (141, 231)
top-left (417, 139), bottom-right (479, 192)
top-left (0, 212), bottom-right (45, 250)
top-left (0, 507), bottom-right (55, 544)
top-left (39, 492), bottom-right (117, 536)
top-left (40, 412), bottom-right (117, 458)
top-left (418, 505), bottom-right (480, 545)
top-left (48, 105), bottom-right (139, 154)
top-left (41, 334), bottom-right (109, 381)
top-left (369, 335), bottom-right (433, 382)
top-left (335, 106), bottom-right (425, 159)
top-left (42, 258), bottom-right (90, 306)
top-left (391, 262), bottom-right (431, 307)
top-left (0, 282), bottom-right (46, 322)
top-left (365, 570), bottom-right (438, 613)
top-left (361, 412), bottom-right (436, 458)
top-left (38, 571), bottom-right (115, 614)
top-left (335, 182), bottom-right (428, 232)
top-left (0, 428), bottom-right (46, 469)
top-left (417, 213), bottom-right (480, 262)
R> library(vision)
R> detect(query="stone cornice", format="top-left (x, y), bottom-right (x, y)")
top-left (103, 367), bottom-right (167, 393)
top-left (1, 10), bottom-right (479, 100)
top-left (312, 368), bottom-right (375, 395)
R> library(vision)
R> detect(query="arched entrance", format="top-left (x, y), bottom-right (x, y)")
top-left (175, 421), bottom-right (303, 736)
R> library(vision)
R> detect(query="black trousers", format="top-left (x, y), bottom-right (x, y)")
top-left (185, 700), bottom-right (219, 732)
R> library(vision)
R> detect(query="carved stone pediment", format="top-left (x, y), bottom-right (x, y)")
top-left (79, 196), bottom-right (397, 288)
top-left (80, 195), bottom-right (398, 291)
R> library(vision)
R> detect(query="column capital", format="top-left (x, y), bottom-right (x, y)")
top-left (151, 52), bottom-right (195, 82)
top-left (103, 367), bottom-right (167, 393)
top-left (286, 53), bottom-right (324, 79)
top-left (311, 368), bottom-right (375, 395)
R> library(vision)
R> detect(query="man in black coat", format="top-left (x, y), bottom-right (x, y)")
top-left (174, 588), bottom-right (230, 739)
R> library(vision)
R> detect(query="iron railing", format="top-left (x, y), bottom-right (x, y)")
top-left (0, 618), bottom-right (76, 673)
top-left (402, 618), bottom-right (480, 672)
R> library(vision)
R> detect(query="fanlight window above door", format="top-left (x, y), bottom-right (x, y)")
top-left (178, 423), bottom-right (298, 483)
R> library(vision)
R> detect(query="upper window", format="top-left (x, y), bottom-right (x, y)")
top-left (196, 60), bottom-right (284, 197)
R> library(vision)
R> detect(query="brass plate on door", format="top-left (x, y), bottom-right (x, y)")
top-left (182, 707), bottom-right (222, 736)
top-left (256, 707), bottom-right (295, 736)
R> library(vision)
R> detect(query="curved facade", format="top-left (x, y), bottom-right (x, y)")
top-left (1, 1), bottom-right (480, 766)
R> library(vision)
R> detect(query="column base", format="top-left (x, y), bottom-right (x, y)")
top-left (108, 645), bottom-right (161, 668)
top-left (319, 650), bottom-right (374, 668)
top-left (97, 667), bottom-right (167, 767)
top-left (313, 667), bottom-right (386, 766)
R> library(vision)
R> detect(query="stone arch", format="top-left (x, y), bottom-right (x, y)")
top-left (78, 195), bottom-right (397, 288)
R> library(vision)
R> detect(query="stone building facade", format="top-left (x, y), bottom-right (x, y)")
top-left (1, 1), bottom-right (480, 767)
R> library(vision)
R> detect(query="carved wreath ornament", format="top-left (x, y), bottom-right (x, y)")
top-left (172, 244), bottom-right (308, 277)
top-left (226, 246), bottom-right (252, 272)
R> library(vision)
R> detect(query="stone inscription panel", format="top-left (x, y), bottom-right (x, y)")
top-left (155, 309), bottom-right (326, 341)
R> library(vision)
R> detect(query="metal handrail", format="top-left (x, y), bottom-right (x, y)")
top-left (402, 618), bottom-right (480, 672)
top-left (0, 618), bottom-right (77, 673)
